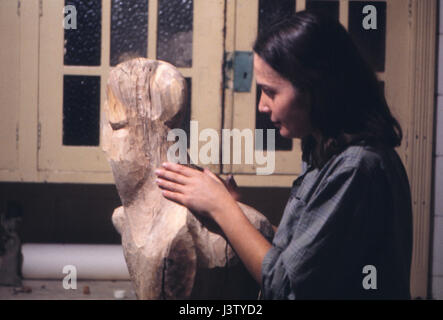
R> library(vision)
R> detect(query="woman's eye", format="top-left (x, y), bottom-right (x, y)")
top-left (263, 88), bottom-right (275, 98)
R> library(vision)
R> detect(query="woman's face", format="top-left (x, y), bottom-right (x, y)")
top-left (254, 54), bottom-right (312, 139)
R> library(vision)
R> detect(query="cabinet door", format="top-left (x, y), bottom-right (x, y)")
top-left (38, 0), bottom-right (225, 182)
top-left (223, 0), bottom-right (411, 187)
top-left (0, 0), bottom-right (20, 171)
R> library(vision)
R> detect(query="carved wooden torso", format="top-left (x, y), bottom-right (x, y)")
top-left (102, 58), bottom-right (273, 299)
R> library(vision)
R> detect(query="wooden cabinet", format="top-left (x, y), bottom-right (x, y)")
top-left (0, 0), bottom-right (224, 183)
top-left (0, 0), bottom-right (426, 185)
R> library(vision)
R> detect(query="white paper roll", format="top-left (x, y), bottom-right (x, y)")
top-left (21, 244), bottom-right (130, 280)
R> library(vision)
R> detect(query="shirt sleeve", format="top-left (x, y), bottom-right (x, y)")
top-left (261, 164), bottom-right (382, 299)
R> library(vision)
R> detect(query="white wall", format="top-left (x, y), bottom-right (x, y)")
top-left (431, 0), bottom-right (443, 300)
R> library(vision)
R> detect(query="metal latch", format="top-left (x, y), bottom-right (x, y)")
top-left (224, 51), bottom-right (253, 92)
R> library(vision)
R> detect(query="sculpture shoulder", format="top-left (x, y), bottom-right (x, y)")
top-left (237, 202), bottom-right (275, 242)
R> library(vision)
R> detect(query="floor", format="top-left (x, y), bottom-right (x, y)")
top-left (0, 280), bottom-right (137, 300)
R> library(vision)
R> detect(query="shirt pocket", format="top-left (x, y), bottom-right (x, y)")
top-left (274, 192), bottom-right (307, 248)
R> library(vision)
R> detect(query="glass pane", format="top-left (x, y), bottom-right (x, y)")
top-left (157, 0), bottom-right (193, 67)
top-left (64, 0), bottom-right (101, 66)
top-left (349, 1), bottom-right (386, 72)
top-left (183, 78), bottom-right (192, 148)
top-left (63, 75), bottom-right (100, 146)
top-left (258, 0), bottom-right (296, 35)
top-left (110, 0), bottom-right (149, 66)
top-left (306, 0), bottom-right (339, 21)
top-left (255, 85), bottom-right (293, 151)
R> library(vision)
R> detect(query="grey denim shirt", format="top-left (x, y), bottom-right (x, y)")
top-left (261, 144), bottom-right (413, 299)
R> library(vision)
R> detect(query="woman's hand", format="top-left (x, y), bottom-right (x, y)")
top-left (156, 162), bottom-right (272, 284)
top-left (154, 162), bottom-right (236, 220)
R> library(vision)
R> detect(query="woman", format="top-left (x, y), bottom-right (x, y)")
top-left (155, 11), bottom-right (412, 299)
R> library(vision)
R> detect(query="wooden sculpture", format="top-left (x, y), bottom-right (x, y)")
top-left (102, 58), bottom-right (274, 299)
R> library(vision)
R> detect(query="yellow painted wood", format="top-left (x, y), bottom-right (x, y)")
top-left (222, 0), bottom-right (237, 175)
top-left (0, 0), bottom-right (20, 171)
top-left (18, 0), bottom-right (39, 181)
top-left (101, 0), bottom-right (111, 69)
top-left (147, 0), bottom-right (158, 59)
top-left (190, 0), bottom-right (225, 173)
top-left (177, 68), bottom-right (193, 78)
top-left (227, 0), bottom-right (258, 174)
top-left (405, 0), bottom-right (437, 300)
top-left (296, 0), bottom-right (306, 12)
top-left (385, 0), bottom-right (409, 166)
top-left (339, 0), bottom-right (349, 30)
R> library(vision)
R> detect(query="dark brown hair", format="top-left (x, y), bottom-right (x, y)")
top-left (253, 11), bottom-right (402, 168)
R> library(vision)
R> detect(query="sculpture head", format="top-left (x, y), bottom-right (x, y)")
top-left (102, 58), bottom-right (187, 205)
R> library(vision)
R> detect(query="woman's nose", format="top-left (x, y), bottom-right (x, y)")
top-left (258, 94), bottom-right (270, 114)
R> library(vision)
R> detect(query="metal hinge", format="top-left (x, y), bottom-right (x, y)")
top-left (224, 51), bottom-right (253, 92)
top-left (37, 122), bottom-right (41, 150)
top-left (17, 0), bottom-right (21, 16)
top-left (224, 52), bottom-right (234, 90)
top-left (39, 0), bottom-right (43, 17)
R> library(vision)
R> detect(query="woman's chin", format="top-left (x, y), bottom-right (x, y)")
top-left (278, 127), bottom-right (291, 139)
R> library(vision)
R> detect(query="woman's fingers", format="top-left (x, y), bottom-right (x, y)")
top-left (160, 189), bottom-right (186, 206)
top-left (155, 168), bottom-right (189, 185)
top-left (156, 177), bottom-right (185, 193)
top-left (161, 162), bottom-right (195, 177)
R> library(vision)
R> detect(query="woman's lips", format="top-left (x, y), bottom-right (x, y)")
top-left (272, 122), bottom-right (281, 128)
